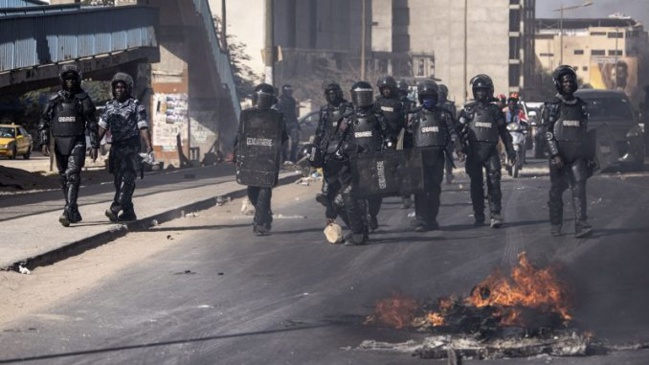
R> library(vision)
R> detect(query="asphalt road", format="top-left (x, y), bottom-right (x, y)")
top-left (1, 158), bottom-right (649, 364)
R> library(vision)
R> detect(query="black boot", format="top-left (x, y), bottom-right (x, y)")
top-left (59, 210), bottom-right (71, 227)
top-left (573, 184), bottom-right (592, 238)
top-left (118, 208), bottom-right (137, 222)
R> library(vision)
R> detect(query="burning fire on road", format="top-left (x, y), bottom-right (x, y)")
top-left (361, 252), bottom-right (643, 360)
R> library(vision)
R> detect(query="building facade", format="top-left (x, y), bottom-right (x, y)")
top-left (272, 0), bottom-right (536, 104)
top-left (535, 16), bottom-right (649, 103)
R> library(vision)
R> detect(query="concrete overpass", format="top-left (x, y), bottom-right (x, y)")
top-left (0, 0), bottom-right (240, 166)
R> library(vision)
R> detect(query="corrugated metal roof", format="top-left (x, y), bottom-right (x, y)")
top-left (0, 0), bottom-right (48, 8)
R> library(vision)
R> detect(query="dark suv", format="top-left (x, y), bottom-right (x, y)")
top-left (575, 89), bottom-right (645, 171)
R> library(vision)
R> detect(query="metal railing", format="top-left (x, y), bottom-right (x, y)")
top-left (0, 5), bottom-right (158, 72)
top-left (193, 0), bottom-right (241, 120)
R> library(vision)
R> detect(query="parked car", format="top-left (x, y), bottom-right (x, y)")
top-left (297, 110), bottom-right (320, 144)
top-left (0, 123), bottom-right (33, 159)
top-left (575, 89), bottom-right (645, 171)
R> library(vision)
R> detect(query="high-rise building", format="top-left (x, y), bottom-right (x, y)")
top-left (273, 0), bottom-right (536, 103)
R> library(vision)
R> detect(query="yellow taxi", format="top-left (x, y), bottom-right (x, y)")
top-left (0, 123), bottom-right (33, 159)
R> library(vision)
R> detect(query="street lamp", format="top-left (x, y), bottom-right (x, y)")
top-left (554, 1), bottom-right (593, 65)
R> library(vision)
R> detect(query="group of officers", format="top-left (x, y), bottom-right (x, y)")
top-left (236, 65), bottom-right (594, 243)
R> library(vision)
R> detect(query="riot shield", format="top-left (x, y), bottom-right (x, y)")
top-left (587, 126), bottom-right (619, 174)
top-left (350, 149), bottom-right (424, 198)
top-left (236, 110), bottom-right (283, 187)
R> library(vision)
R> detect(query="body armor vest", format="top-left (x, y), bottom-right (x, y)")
top-left (325, 107), bottom-right (344, 138)
top-left (553, 102), bottom-right (587, 143)
top-left (466, 104), bottom-right (499, 144)
top-left (52, 96), bottom-right (86, 137)
top-left (375, 97), bottom-right (405, 136)
top-left (351, 113), bottom-right (382, 153)
top-left (413, 109), bottom-right (447, 148)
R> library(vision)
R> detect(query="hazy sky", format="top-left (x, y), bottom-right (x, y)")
top-left (536, 0), bottom-right (649, 26)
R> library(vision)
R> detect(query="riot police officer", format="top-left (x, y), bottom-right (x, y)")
top-left (313, 83), bottom-right (353, 227)
top-left (397, 79), bottom-right (416, 208)
top-left (458, 74), bottom-right (516, 228)
top-left (98, 72), bottom-right (153, 223)
top-left (39, 64), bottom-right (99, 227)
top-left (375, 76), bottom-right (405, 145)
top-left (409, 80), bottom-right (463, 231)
top-left (276, 84), bottom-right (300, 163)
top-left (438, 84), bottom-right (458, 184)
top-left (542, 65), bottom-right (592, 238)
top-left (235, 83), bottom-right (288, 236)
top-left (348, 81), bottom-right (390, 233)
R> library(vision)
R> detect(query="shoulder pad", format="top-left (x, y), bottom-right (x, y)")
top-left (75, 91), bottom-right (89, 100)
top-left (49, 93), bottom-right (61, 102)
top-left (545, 97), bottom-right (562, 105)
top-left (464, 101), bottom-right (478, 109)
top-left (575, 97), bottom-right (588, 106)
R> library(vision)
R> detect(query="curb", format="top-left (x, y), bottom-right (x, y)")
top-left (8, 173), bottom-right (303, 272)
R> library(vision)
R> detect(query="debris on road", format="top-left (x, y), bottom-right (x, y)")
top-left (241, 198), bottom-right (255, 215)
top-left (18, 264), bottom-right (31, 275)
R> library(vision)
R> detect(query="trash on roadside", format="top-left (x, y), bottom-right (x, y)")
top-left (150, 219), bottom-right (159, 226)
top-left (18, 264), bottom-right (31, 275)
top-left (166, 234), bottom-right (174, 240)
top-left (216, 195), bottom-right (232, 206)
top-left (407, 211), bottom-right (416, 218)
top-left (241, 197), bottom-right (255, 215)
top-left (185, 212), bottom-right (199, 218)
top-left (324, 222), bottom-right (344, 244)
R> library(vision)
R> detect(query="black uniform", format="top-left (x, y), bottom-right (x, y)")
top-left (458, 74), bottom-right (515, 227)
top-left (39, 65), bottom-right (98, 227)
top-left (276, 84), bottom-right (299, 162)
top-left (542, 65), bottom-right (593, 237)
top-left (410, 100), bottom-right (460, 230)
top-left (100, 73), bottom-right (149, 222)
top-left (236, 83), bottom-right (289, 236)
top-left (313, 86), bottom-right (353, 225)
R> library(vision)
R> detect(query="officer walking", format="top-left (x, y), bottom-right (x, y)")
top-left (98, 72), bottom-right (153, 223)
top-left (312, 83), bottom-right (353, 227)
top-left (542, 65), bottom-right (593, 238)
top-left (438, 84), bottom-right (458, 184)
top-left (457, 74), bottom-right (516, 228)
top-left (235, 83), bottom-right (288, 236)
top-left (409, 80), bottom-right (464, 231)
top-left (39, 64), bottom-right (99, 227)
top-left (349, 81), bottom-right (390, 232)
top-left (397, 79), bottom-right (416, 209)
top-left (275, 84), bottom-right (300, 163)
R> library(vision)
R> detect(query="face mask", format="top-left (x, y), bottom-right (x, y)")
top-left (422, 98), bottom-right (436, 109)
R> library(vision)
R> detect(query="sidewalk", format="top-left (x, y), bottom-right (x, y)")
top-left (0, 165), bottom-right (301, 271)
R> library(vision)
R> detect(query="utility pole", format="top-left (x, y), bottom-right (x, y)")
top-left (361, 0), bottom-right (366, 81)
top-left (222, 0), bottom-right (227, 49)
top-left (554, 1), bottom-right (593, 66)
top-left (264, 0), bottom-right (274, 86)
top-left (463, 0), bottom-right (468, 104)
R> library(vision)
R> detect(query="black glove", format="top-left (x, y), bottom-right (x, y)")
top-left (550, 155), bottom-right (563, 169)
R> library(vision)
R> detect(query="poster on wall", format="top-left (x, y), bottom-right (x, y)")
top-left (152, 93), bottom-right (189, 151)
top-left (589, 56), bottom-right (640, 102)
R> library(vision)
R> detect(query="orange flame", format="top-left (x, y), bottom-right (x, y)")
top-left (370, 293), bottom-right (419, 329)
top-left (426, 252), bottom-right (572, 327)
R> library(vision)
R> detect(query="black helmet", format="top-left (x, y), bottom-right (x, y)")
top-left (252, 83), bottom-right (277, 110)
top-left (111, 72), bottom-right (134, 97)
top-left (281, 84), bottom-right (293, 96)
top-left (438, 84), bottom-right (449, 99)
top-left (298, 143), bottom-right (324, 168)
top-left (397, 79), bottom-right (409, 94)
top-left (377, 76), bottom-right (397, 94)
top-left (324, 83), bottom-right (343, 104)
top-left (417, 79), bottom-right (439, 104)
top-left (552, 65), bottom-right (578, 94)
top-left (470, 74), bottom-right (494, 99)
top-left (350, 81), bottom-right (374, 109)
top-left (59, 64), bottom-right (81, 89)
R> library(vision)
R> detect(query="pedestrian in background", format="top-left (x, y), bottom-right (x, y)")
top-left (98, 72), bottom-right (152, 223)
top-left (39, 64), bottom-right (99, 227)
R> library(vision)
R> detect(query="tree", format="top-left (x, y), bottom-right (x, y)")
top-left (212, 16), bottom-right (261, 101)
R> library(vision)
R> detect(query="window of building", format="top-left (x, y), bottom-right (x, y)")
top-left (608, 50), bottom-right (623, 56)
top-left (591, 49), bottom-right (605, 56)
top-left (509, 64), bottom-right (521, 87)
top-left (582, 66), bottom-right (588, 71)
top-left (590, 31), bottom-right (606, 36)
top-left (417, 58), bottom-right (425, 77)
top-left (509, 37), bottom-right (520, 59)
top-left (574, 49), bottom-right (584, 55)
top-left (393, 7), bottom-right (409, 26)
top-left (607, 32), bottom-right (623, 38)
top-left (509, 9), bottom-right (521, 32)
top-left (393, 34), bottom-right (410, 53)
top-left (510, 0), bottom-right (520, 4)
top-left (540, 53), bottom-right (554, 57)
